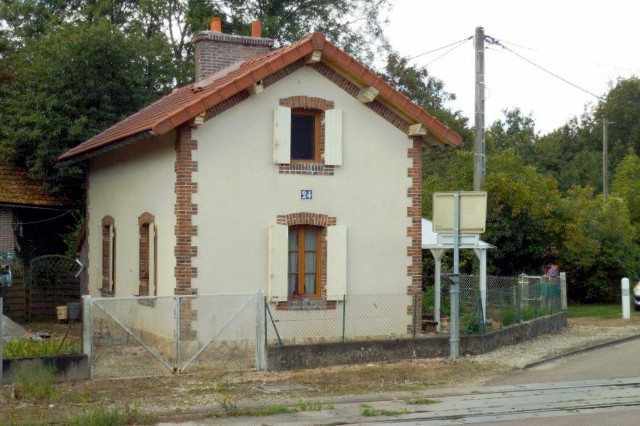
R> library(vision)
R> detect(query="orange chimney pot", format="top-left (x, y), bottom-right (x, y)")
top-left (251, 20), bottom-right (262, 38)
top-left (210, 17), bottom-right (222, 32)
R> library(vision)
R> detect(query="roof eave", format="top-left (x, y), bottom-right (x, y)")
top-left (58, 131), bottom-right (156, 166)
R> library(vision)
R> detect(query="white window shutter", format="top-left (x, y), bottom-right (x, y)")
top-left (268, 224), bottom-right (289, 301)
top-left (326, 225), bottom-right (347, 300)
top-left (273, 106), bottom-right (291, 164)
top-left (324, 109), bottom-right (343, 166)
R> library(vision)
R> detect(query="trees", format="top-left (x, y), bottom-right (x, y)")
top-left (560, 187), bottom-right (639, 302)
top-left (0, 19), bottom-right (175, 197)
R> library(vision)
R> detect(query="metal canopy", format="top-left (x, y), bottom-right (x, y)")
top-left (421, 218), bottom-right (495, 332)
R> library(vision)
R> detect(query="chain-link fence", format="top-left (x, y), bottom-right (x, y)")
top-left (266, 293), bottom-right (421, 346)
top-left (84, 292), bottom-right (265, 379)
top-left (446, 273), bottom-right (565, 335)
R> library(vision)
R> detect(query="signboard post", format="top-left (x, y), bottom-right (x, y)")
top-left (433, 191), bottom-right (487, 360)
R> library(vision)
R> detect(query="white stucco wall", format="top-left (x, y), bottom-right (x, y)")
top-left (86, 132), bottom-right (177, 297)
top-left (191, 67), bottom-right (413, 297)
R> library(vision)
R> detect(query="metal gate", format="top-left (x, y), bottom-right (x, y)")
top-left (83, 292), bottom-right (266, 379)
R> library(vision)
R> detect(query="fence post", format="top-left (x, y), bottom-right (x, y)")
top-left (342, 294), bottom-right (346, 342)
top-left (81, 295), bottom-right (92, 379)
top-left (412, 293), bottom-right (418, 339)
top-left (560, 272), bottom-right (567, 311)
top-left (1, 297), bottom-right (3, 385)
top-left (175, 296), bottom-right (181, 372)
top-left (255, 292), bottom-right (266, 370)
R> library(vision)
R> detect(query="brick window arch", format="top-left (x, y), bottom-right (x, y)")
top-left (138, 212), bottom-right (156, 297)
top-left (101, 215), bottom-right (115, 297)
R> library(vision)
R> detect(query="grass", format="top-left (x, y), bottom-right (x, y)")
top-left (13, 362), bottom-right (57, 401)
top-left (213, 396), bottom-right (333, 418)
top-left (567, 303), bottom-right (630, 319)
top-left (65, 405), bottom-right (155, 426)
top-left (2, 337), bottom-right (80, 358)
top-left (361, 404), bottom-right (411, 417)
top-left (407, 397), bottom-right (440, 405)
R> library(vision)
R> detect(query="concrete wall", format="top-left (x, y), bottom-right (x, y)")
top-left (2, 354), bottom-right (89, 384)
top-left (267, 312), bottom-right (568, 370)
top-left (86, 131), bottom-right (177, 297)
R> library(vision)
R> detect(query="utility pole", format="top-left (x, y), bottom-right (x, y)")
top-left (474, 27), bottom-right (486, 191)
top-left (603, 117), bottom-right (609, 204)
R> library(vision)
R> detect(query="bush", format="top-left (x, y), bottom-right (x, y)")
top-left (423, 285), bottom-right (450, 316)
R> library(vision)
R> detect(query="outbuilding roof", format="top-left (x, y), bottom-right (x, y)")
top-left (59, 32), bottom-right (462, 164)
top-left (0, 163), bottom-right (72, 208)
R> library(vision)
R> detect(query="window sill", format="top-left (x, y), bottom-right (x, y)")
top-left (279, 163), bottom-right (334, 176)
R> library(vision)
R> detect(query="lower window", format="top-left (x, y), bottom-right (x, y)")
top-left (288, 225), bottom-right (322, 298)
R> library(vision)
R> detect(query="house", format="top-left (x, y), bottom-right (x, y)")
top-left (0, 162), bottom-right (73, 259)
top-left (59, 18), bottom-right (462, 340)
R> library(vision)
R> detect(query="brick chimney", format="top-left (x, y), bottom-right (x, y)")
top-left (194, 18), bottom-right (274, 82)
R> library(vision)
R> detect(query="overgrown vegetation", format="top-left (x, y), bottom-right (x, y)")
top-left (65, 405), bottom-right (153, 426)
top-left (2, 337), bottom-right (80, 358)
top-left (13, 363), bottom-right (57, 401)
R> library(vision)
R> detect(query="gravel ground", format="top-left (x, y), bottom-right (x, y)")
top-left (476, 317), bottom-right (640, 368)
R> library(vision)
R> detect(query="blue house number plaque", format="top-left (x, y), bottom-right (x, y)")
top-left (301, 190), bottom-right (313, 200)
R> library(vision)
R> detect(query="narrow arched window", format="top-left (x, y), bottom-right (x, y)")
top-left (101, 216), bottom-right (115, 296)
top-left (138, 213), bottom-right (156, 297)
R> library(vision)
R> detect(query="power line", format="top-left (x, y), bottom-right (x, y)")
top-left (408, 36), bottom-right (473, 61)
top-left (16, 209), bottom-right (77, 226)
top-left (423, 37), bottom-right (472, 67)
top-left (487, 35), bottom-right (603, 100)
top-left (498, 37), bottom-right (640, 74)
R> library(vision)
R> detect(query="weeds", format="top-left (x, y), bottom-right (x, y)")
top-left (407, 397), bottom-right (439, 405)
top-left (3, 337), bottom-right (79, 358)
top-left (212, 396), bottom-right (333, 418)
top-left (361, 404), bottom-right (410, 417)
top-left (65, 404), bottom-right (154, 426)
top-left (13, 362), bottom-right (56, 401)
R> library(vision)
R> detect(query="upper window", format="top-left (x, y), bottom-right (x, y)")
top-left (273, 105), bottom-right (342, 169)
top-left (288, 225), bottom-right (322, 298)
top-left (291, 109), bottom-right (320, 162)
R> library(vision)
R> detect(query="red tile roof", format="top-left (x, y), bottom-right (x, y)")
top-left (59, 32), bottom-right (462, 163)
top-left (0, 163), bottom-right (73, 207)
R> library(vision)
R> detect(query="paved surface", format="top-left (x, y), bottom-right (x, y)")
top-left (158, 336), bottom-right (640, 425)
top-left (489, 337), bottom-right (640, 386)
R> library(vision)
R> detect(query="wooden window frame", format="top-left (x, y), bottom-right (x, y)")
top-left (288, 225), bottom-right (323, 299)
top-left (290, 108), bottom-right (321, 163)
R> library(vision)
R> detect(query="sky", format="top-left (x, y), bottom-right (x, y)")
top-left (386, 0), bottom-right (640, 135)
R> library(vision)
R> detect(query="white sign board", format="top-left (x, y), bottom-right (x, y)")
top-left (432, 191), bottom-right (487, 234)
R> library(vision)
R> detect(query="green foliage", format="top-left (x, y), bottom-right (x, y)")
top-left (13, 362), bottom-right (57, 401)
top-left (486, 108), bottom-right (537, 161)
top-left (383, 52), bottom-right (471, 140)
top-left (65, 405), bottom-right (148, 426)
top-left (361, 404), bottom-right (410, 417)
top-left (0, 18), bottom-right (174, 198)
top-left (422, 285), bottom-right (449, 316)
top-left (3, 337), bottom-right (80, 358)
top-left (611, 150), bottom-right (640, 224)
top-left (560, 187), bottom-right (639, 302)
